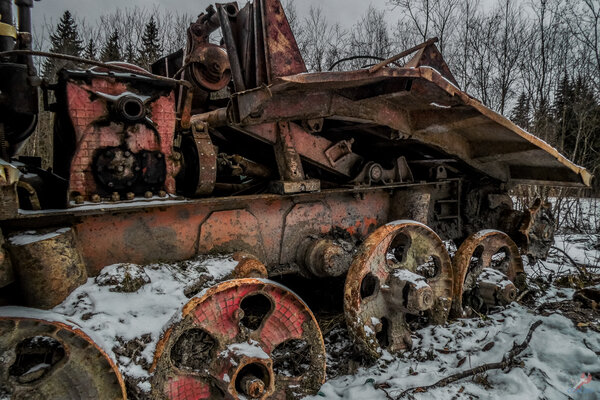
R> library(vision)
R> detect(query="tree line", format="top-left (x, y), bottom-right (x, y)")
top-left (35, 0), bottom-right (600, 190)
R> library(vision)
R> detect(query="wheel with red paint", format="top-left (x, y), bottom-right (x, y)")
top-left (0, 312), bottom-right (126, 399)
top-left (344, 221), bottom-right (453, 360)
top-left (151, 278), bottom-right (326, 399)
top-left (451, 230), bottom-right (525, 318)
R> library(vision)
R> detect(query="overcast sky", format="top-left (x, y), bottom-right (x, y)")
top-left (30, 0), bottom-right (387, 31)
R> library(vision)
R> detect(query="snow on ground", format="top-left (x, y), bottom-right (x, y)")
top-left (310, 302), bottom-right (600, 400)
top-left (4, 197), bottom-right (598, 399)
top-left (310, 197), bottom-right (600, 400)
top-left (53, 255), bottom-right (237, 394)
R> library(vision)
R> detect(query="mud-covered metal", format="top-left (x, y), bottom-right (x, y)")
top-left (232, 252), bottom-right (269, 279)
top-left (450, 230), bottom-right (525, 318)
top-left (151, 278), bottom-right (326, 399)
top-left (5, 227), bottom-right (87, 309)
top-left (344, 221), bottom-right (453, 359)
top-left (0, 314), bottom-right (126, 399)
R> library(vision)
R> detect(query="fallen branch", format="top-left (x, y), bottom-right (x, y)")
top-left (516, 289), bottom-right (530, 303)
top-left (388, 320), bottom-right (542, 399)
top-left (551, 246), bottom-right (590, 278)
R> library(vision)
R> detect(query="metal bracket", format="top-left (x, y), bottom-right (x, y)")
top-left (325, 139), bottom-right (354, 166)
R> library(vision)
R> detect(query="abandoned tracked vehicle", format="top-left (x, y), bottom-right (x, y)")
top-left (0, 0), bottom-right (592, 398)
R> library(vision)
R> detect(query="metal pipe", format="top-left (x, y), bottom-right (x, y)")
top-left (15, 0), bottom-right (36, 73)
top-left (0, 0), bottom-right (15, 54)
top-left (369, 37), bottom-right (439, 74)
top-left (190, 107), bottom-right (228, 128)
top-left (217, 3), bottom-right (245, 92)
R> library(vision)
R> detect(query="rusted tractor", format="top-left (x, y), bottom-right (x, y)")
top-left (0, 0), bottom-right (592, 398)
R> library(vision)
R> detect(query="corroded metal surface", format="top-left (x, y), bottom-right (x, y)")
top-left (6, 227), bottom-right (87, 309)
top-left (0, 314), bottom-right (126, 399)
top-left (151, 278), bottom-right (325, 399)
top-left (0, 228), bottom-right (14, 288)
top-left (232, 252), bottom-right (268, 278)
top-left (451, 230), bottom-right (524, 318)
top-left (344, 221), bottom-right (453, 360)
top-left (230, 66), bottom-right (591, 187)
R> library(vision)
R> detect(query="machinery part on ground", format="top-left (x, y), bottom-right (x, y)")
top-left (344, 221), bottom-right (453, 360)
top-left (232, 252), bottom-right (268, 278)
top-left (151, 278), bottom-right (326, 399)
top-left (0, 313), bottom-right (126, 399)
top-left (451, 230), bottom-right (525, 318)
top-left (500, 199), bottom-right (556, 262)
top-left (5, 227), bottom-right (87, 309)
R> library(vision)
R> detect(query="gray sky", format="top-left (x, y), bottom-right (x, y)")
top-left (30, 0), bottom-right (387, 31)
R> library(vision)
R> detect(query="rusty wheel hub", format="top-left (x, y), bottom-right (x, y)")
top-left (0, 313), bottom-right (126, 399)
top-left (451, 230), bottom-right (525, 318)
top-left (344, 221), bottom-right (453, 359)
top-left (151, 278), bottom-right (326, 399)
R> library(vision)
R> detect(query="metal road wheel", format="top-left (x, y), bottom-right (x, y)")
top-left (344, 220), bottom-right (453, 360)
top-left (0, 313), bottom-right (126, 400)
top-left (450, 230), bottom-right (525, 318)
top-left (151, 278), bottom-right (326, 400)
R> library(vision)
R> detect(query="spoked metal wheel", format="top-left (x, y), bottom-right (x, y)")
top-left (451, 230), bottom-right (525, 318)
top-left (0, 312), bottom-right (126, 399)
top-left (344, 221), bottom-right (453, 360)
top-left (151, 278), bottom-right (326, 400)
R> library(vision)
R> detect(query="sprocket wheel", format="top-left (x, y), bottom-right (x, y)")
top-left (344, 220), bottom-right (453, 360)
top-left (451, 230), bottom-right (525, 318)
top-left (151, 278), bottom-right (326, 400)
top-left (0, 312), bottom-right (126, 399)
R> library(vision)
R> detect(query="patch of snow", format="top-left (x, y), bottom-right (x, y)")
top-left (9, 227), bottom-right (71, 246)
top-left (478, 268), bottom-right (512, 289)
top-left (222, 340), bottom-right (269, 360)
top-left (392, 268), bottom-right (429, 289)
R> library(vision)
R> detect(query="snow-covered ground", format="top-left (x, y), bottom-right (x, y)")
top-left (311, 197), bottom-right (600, 400)
top-left (2, 198), bottom-right (599, 399)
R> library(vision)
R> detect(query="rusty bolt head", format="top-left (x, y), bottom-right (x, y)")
top-left (111, 192), bottom-right (120, 202)
top-left (241, 375), bottom-right (265, 398)
top-left (126, 192), bottom-right (135, 200)
top-left (74, 195), bottom-right (84, 205)
top-left (144, 191), bottom-right (153, 199)
top-left (158, 190), bottom-right (167, 198)
top-left (369, 164), bottom-right (383, 181)
top-left (91, 194), bottom-right (101, 203)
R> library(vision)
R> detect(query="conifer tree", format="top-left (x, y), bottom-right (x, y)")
top-left (43, 11), bottom-right (84, 79)
top-left (511, 91), bottom-right (531, 131)
top-left (100, 30), bottom-right (122, 62)
top-left (124, 41), bottom-right (136, 64)
top-left (83, 38), bottom-right (98, 60)
top-left (137, 17), bottom-right (163, 70)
